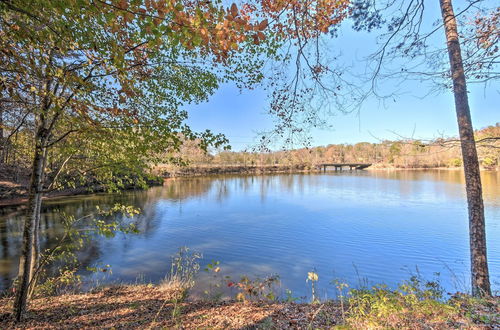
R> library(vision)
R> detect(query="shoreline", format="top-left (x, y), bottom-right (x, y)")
top-left (0, 179), bottom-right (163, 208)
top-left (163, 164), bottom-right (497, 178)
top-left (1, 166), bottom-right (497, 208)
top-left (160, 164), bottom-right (488, 178)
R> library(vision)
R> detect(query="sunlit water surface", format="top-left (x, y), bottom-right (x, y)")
top-left (0, 170), bottom-right (499, 299)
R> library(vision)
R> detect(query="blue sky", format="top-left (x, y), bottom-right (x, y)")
top-left (186, 1), bottom-right (499, 151)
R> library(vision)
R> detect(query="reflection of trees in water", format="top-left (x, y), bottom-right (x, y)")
top-left (479, 172), bottom-right (499, 202)
top-left (162, 174), bottom-right (327, 204)
top-left (186, 174), bottom-right (308, 203)
top-left (367, 170), bottom-right (499, 203)
top-left (0, 205), bottom-right (107, 291)
top-left (0, 179), bottom-right (216, 292)
top-left (0, 192), bottom-right (158, 292)
top-left (0, 211), bottom-right (22, 290)
top-left (161, 178), bottom-right (215, 201)
top-left (163, 174), bottom-right (319, 203)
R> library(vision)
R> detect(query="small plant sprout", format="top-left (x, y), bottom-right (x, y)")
top-left (203, 260), bottom-right (225, 301)
top-left (332, 279), bottom-right (349, 320)
top-left (306, 270), bottom-right (319, 304)
top-left (163, 247), bottom-right (202, 291)
top-left (233, 274), bottom-right (280, 302)
top-left (284, 289), bottom-right (299, 303)
top-left (204, 260), bottom-right (220, 272)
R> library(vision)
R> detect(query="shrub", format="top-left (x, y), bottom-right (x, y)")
top-left (448, 158), bottom-right (462, 167)
top-left (481, 157), bottom-right (496, 167)
top-left (345, 276), bottom-right (465, 329)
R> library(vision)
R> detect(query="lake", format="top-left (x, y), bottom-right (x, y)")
top-left (0, 170), bottom-right (499, 299)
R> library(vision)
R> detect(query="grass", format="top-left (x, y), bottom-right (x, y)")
top-left (340, 275), bottom-right (499, 329)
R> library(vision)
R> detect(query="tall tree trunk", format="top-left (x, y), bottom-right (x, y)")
top-left (0, 105), bottom-right (4, 164)
top-left (28, 146), bottom-right (48, 298)
top-left (439, 0), bottom-right (491, 297)
top-left (13, 125), bottom-right (46, 321)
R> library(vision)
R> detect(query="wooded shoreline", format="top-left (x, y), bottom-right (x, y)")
top-left (161, 164), bottom-right (499, 178)
top-left (1, 166), bottom-right (497, 208)
top-left (0, 177), bottom-right (164, 207)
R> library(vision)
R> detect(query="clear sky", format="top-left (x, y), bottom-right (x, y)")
top-left (186, 1), bottom-right (499, 152)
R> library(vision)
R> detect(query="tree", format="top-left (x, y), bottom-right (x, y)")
top-left (2, 0), bottom-right (356, 320)
top-left (439, 0), bottom-right (490, 296)
top-left (266, 0), bottom-right (497, 296)
top-left (353, 0), bottom-right (496, 297)
top-left (0, 0), bottom-right (275, 320)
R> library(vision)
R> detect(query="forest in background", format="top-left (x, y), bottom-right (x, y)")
top-left (2, 123), bottom-right (498, 198)
top-left (156, 123), bottom-right (500, 176)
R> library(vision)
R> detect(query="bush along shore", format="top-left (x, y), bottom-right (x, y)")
top-left (0, 163), bottom-right (164, 206)
top-left (0, 250), bottom-right (498, 329)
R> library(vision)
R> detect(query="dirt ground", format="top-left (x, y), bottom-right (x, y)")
top-left (0, 285), bottom-right (343, 329)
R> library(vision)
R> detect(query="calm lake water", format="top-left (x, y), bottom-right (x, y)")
top-left (0, 170), bottom-right (499, 299)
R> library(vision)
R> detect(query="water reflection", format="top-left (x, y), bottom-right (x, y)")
top-left (0, 170), bottom-right (498, 297)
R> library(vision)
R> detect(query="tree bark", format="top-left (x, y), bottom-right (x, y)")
top-left (0, 105), bottom-right (4, 163)
top-left (27, 146), bottom-right (48, 298)
top-left (13, 124), bottom-right (47, 321)
top-left (439, 0), bottom-right (491, 297)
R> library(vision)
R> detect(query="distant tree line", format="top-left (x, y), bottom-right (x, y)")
top-left (158, 124), bottom-right (499, 171)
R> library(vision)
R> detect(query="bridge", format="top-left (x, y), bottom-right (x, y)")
top-left (318, 163), bottom-right (372, 171)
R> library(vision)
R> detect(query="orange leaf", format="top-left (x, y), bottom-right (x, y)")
top-left (230, 3), bottom-right (238, 17)
top-left (258, 19), bottom-right (268, 31)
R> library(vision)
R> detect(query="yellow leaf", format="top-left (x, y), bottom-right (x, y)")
top-left (307, 272), bottom-right (318, 282)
